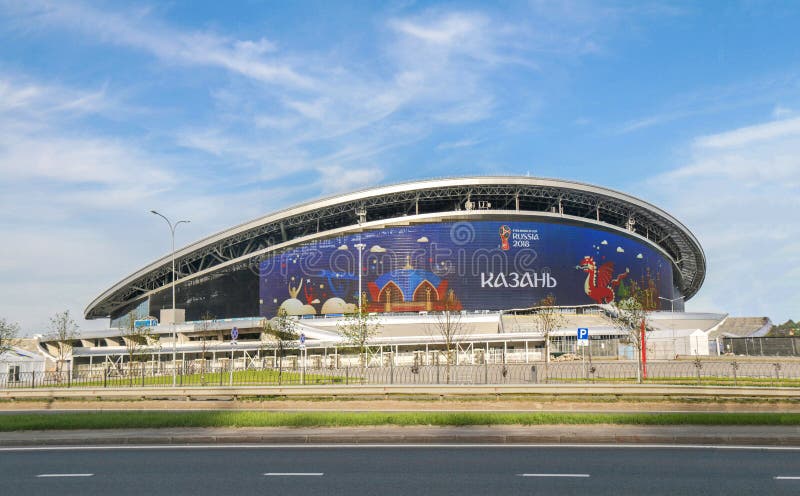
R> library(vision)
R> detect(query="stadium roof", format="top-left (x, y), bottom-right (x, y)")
top-left (85, 176), bottom-right (706, 319)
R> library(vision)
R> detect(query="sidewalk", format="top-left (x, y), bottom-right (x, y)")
top-left (3, 425), bottom-right (800, 447)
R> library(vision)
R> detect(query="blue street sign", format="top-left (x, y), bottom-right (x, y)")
top-left (577, 327), bottom-right (589, 346)
top-left (134, 318), bottom-right (158, 328)
top-left (300, 333), bottom-right (306, 344)
top-left (231, 327), bottom-right (239, 341)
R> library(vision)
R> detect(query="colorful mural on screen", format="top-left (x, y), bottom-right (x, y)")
top-left (259, 221), bottom-right (675, 317)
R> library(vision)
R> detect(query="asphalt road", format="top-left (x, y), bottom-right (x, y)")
top-left (2, 445), bottom-right (800, 495)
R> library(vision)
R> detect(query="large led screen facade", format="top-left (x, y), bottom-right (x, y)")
top-left (259, 220), bottom-right (677, 317)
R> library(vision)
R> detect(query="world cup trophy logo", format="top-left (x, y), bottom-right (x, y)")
top-left (499, 225), bottom-right (511, 251)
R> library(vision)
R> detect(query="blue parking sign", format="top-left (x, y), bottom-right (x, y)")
top-left (577, 328), bottom-right (589, 346)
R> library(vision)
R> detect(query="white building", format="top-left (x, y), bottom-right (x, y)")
top-left (0, 346), bottom-right (46, 386)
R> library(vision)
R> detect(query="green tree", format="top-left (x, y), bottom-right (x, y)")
top-left (427, 295), bottom-right (471, 383)
top-left (120, 310), bottom-right (160, 383)
top-left (768, 319), bottom-right (798, 337)
top-left (196, 312), bottom-right (215, 384)
top-left (0, 317), bottom-right (20, 356)
top-left (46, 310), bottom-right (79, 378)
top-left (529, 294), bottom-right (566, 381)
top-left (337, 302), bottom-right (381, 379)
top-left (612, 285), bottom-right (652, 383)
top-left (262, 308), bottom-right (299, 384)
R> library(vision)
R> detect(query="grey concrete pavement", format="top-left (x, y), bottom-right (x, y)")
top-left (3, 445), bottom-right (800, 495)
top-left (3, 425), bottom-right (800, 446)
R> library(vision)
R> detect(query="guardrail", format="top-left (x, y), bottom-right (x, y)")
top-left (3, 359), bottom-right (800, 390)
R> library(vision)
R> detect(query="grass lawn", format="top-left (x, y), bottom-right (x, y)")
top-left (2, 411), bottom-right (800, 431)
top-left (36, 369), bottom-right (350, 388)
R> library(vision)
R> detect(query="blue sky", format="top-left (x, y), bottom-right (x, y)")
top-left (1, 0), bottom-right (798, 333)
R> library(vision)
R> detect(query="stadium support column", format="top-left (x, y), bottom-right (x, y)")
top-left (151, 210), bottom-right (191, 387)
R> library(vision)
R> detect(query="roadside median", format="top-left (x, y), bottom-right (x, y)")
top-left (3, 410), bottom-right (800, 431)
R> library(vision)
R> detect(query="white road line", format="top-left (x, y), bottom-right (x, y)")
top-left (775, 476), bottom-right (800, 480)
top-left (36, 474), bottom-right (94, 478)
top-left (517, 473), bottom-right (590, 478)
top-left (264, 473), bottom-right (323, 476)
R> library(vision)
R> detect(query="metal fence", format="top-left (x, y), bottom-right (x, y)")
top-left (4, 359), bottom-right (800, 388)
top-left (720, 337), bottom-right (800, 357)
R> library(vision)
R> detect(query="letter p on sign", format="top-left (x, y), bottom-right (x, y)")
top-left (577, 327), bottom-right (589, 346)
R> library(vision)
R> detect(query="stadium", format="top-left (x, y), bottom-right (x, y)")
top-left (87, 176), bottom-right (705, 320)
top-left (32, 176), bottom-right (723, 375)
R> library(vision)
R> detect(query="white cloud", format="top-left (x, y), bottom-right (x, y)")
top-left (645, 117), bottom-right (800, 322)
top-left (436, 138), bottom-right (483, 150)
top-left (0, 2), bottom-right (634, 334)
top-left (6, 0), bottom-right (313, 89)
top-left (316, 165), bottom-right (385, 194)
top-left (694, 116), bottom-right (800, 149)
top-left (390, 13), bottom-right (485, 46)
top-left (0, 134), bottom-right (173, 187)
top-left (773, 105), bottom-right (793, 118)
top-left (370, 245), bottom-right (387, 253)
top-left (663, 117), bottom-right (800, 188)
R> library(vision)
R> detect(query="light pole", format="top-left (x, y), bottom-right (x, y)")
top-left (658, 296), bottom-right (685, 312)
top-left (354, 206), bottom-right (367, 312)
top-left (151, 210), bottom-right (190, 387)
top-left (354, 243), bottom-right (366, 309)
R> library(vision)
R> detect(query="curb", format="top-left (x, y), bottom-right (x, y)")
top-left (4, 384), bottom-right (800, 402)
top-left (3, 426), bottom-right (800, 447)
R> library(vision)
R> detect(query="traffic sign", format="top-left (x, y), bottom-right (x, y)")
top-left (577, 327), bottom-right (589, 346)
top-left (134, 318), bottom-right (158, 328)
top-left (231, 327), bottom-right (239, 341)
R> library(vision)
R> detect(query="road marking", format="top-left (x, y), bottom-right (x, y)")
top-left (775, 476), bottom-right (800, 480)
top-left (264, 472), bottom-right (323, 476)
top-left (36, 474), bottom-right (94, 478)
top-left (517, 473), bottom-right (590, 478)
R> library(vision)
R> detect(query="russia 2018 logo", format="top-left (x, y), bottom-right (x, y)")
top-left (499, 225), bottom-right (511, 251)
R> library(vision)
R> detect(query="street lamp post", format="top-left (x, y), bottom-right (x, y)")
top-left (151, 210), bottom-right (190, 387)
top-left (354, 207), bottom-right (367, 312)
top-left (354, 243), bottom-right (366, 309)
top-left (658, 296), bottom-right (685, 312)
